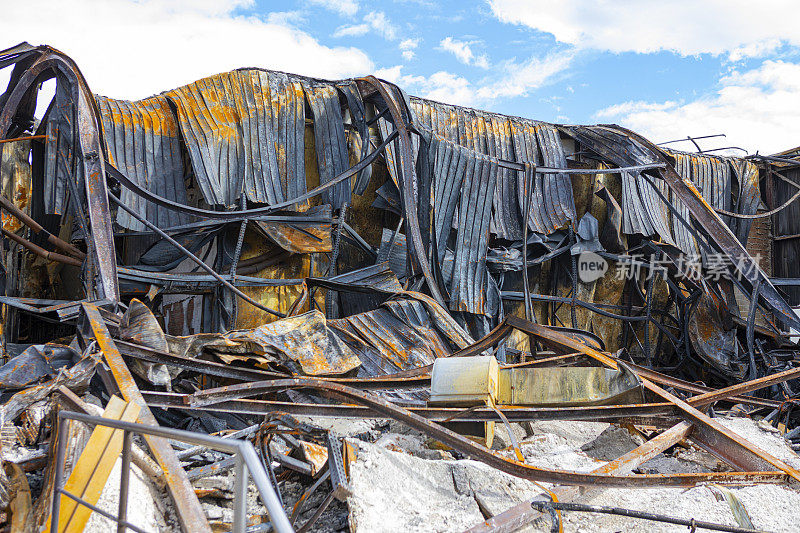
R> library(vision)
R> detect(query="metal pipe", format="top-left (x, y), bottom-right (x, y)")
top-left (233, 454), bottom-right (248, 533)
top-left (50, 417), bottom-right (69, 533)
top-left (0, 193), bottom-right (86, 258)
top-left (118, 430), bottom-right (132, 533)
top-left (531, 501), bottom-right (765, 533)
top-left (2, 228), bottom-right (83, 267)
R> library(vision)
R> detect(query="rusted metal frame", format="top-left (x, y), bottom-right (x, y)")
top-left (623, 127), bottom-right (798, 331)
top-left (80, 303), bottom-right (211, 533)
top-left (0, 192), bottom-right (85, 258)
top-left (0, 49), bottom-right (118, 301)
top-left (110, 193), bottom-right (286, 319)
top-left (688, 362), bottom-right (800, 408)
top-left (622, 360), bottom-right (781, 409)
top-left (359, 76), bottom-right (446, 308)
top-left (185, 379), bottom-right (785, 487)
top-left (146, 390), bottom-right (679, 424)
top-left (1, 228), bottom-right (82, 266)
top-left (466, 421), bottom-right (694, 533)
top-left (510, 316), bottom-right (800, 480)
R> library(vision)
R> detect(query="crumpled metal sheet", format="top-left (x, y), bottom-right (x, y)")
top-left (0, 343), bottom-right (77, 389)
top-left (667, 150), bottom-right (756, 254)
top-left (412, 99), bottom-right (579, 240)
top-left (164, 69), bottom-right (306, 206)
top-left (305, 83), bottom-right (351, 209)
top-left (688, 293), bottom-right (744, 380)
top-left (96, 95), bottom-right (189, 231)
top-left (42, 81), bottom-right (81, 216)
top-left (234, 310), bottom-right (360, 375)
top-left (119, 299), bottom-right (176, 386)
top-left (254, 205), bottom-right (332, 254)
top-left (329, 299), bottom-right (459, 372)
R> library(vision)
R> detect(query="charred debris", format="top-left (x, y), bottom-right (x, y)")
top-left (0, 42), bottom-right (799, 532)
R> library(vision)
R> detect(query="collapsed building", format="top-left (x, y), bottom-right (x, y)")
top-left (1, 42), bottom-right (800, 531)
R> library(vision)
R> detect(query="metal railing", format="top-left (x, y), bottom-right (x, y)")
top-left (51, 410), bottom-right (293, 533)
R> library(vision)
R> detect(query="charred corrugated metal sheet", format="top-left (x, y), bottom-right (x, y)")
top-left (96, 95), bottom-right (189, 231)
top-left (42, 82), bottom-right (80, 216)
top-left (330, 299), bottom-right (457, 371)
top-left (305, 82), bottom-right (351, 209)
top-left (412, 99), bottom-right (577, 239)
top-left (449, 150), bottom-right (497, 314)
top-left (164, 69), bottom-right (308, 207)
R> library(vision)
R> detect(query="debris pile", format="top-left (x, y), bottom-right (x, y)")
top-left (0, 42), bottom-right (799, 531)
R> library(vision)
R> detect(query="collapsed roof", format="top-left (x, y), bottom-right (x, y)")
top-left (2, 42), bottom-right (800, 532)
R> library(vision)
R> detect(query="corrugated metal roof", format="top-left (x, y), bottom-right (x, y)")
top-left (96, 95), bottom-right (189, 231)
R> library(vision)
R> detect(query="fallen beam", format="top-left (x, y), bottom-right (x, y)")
top-left (81, 303), bottom-right (211, 533)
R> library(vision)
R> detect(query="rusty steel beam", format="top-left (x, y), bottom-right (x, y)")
top-left (688, 365), bottom-right (800, 408)
top-left (466, 421), bottom-right (694, 533)
top-left (509, 316), bottom-right (800, 481)
top-left (144, 390), bottom-right (679, 425)
top-left (81, 303), bottom-right (211, 533)
top-left (0, 47), bottom-right (118, 301)
top-left (185, 378), bottom-right (786, 488)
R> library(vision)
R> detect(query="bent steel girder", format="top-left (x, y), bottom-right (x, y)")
top-left (567, 124), bottom-right (800, 333)
top-left (187, 377), bottom-right (786, 488)
top-left (357, 76), bottom-right (447, 309)
top-left (0, 45), bottom-right (119, 302)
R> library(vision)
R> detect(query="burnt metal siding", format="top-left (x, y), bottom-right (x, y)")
top-left (164, 69), bottom-right (306, 207)
top-left (772, 166), bottom-right (800, 304)
top-left (267, 72), bottom-right (307, 204)
top-left (671, 153), bottom-right (700, 257)
top-left (731, 159), bottom-right (760, 245)
top-left (305, 83), bottom-right (351, 209)
top-left (450, 152), bottom-right (498, 314)
top-left (667, 151), bottom-right (756, 257)
top-left (330, 299), bottom-right (455, 371)
top-left (96, 95), bottom-right (189, 231)
top-left (43, 82), bottom-right (81, 216)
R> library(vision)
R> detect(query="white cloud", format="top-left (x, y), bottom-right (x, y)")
top-left (378, 65), bottom-right (476, 106)
top-left (307, 0), bottom-right (358, 17)
top-left (594, 60), bottom-right (800, 154)
top-left (476, 51), bottom-right (574, 100)
top-left (377, 51), bottom-right (571, 108)
top-left (333, 24), bottom-right (370, 38)
top-left (438, 37), bottom-right (489, 68)
top-left (399, 38), bottom-right (419, 61)
top-left (489, 0), bottom-right (799, 58)
top-left (0, 0), bottom-right (373, 101)
top-left (333, 11), bottom-right (398, 41)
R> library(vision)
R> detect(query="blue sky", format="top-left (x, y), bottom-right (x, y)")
top-left (3, 1), bottom-right (800, 153)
